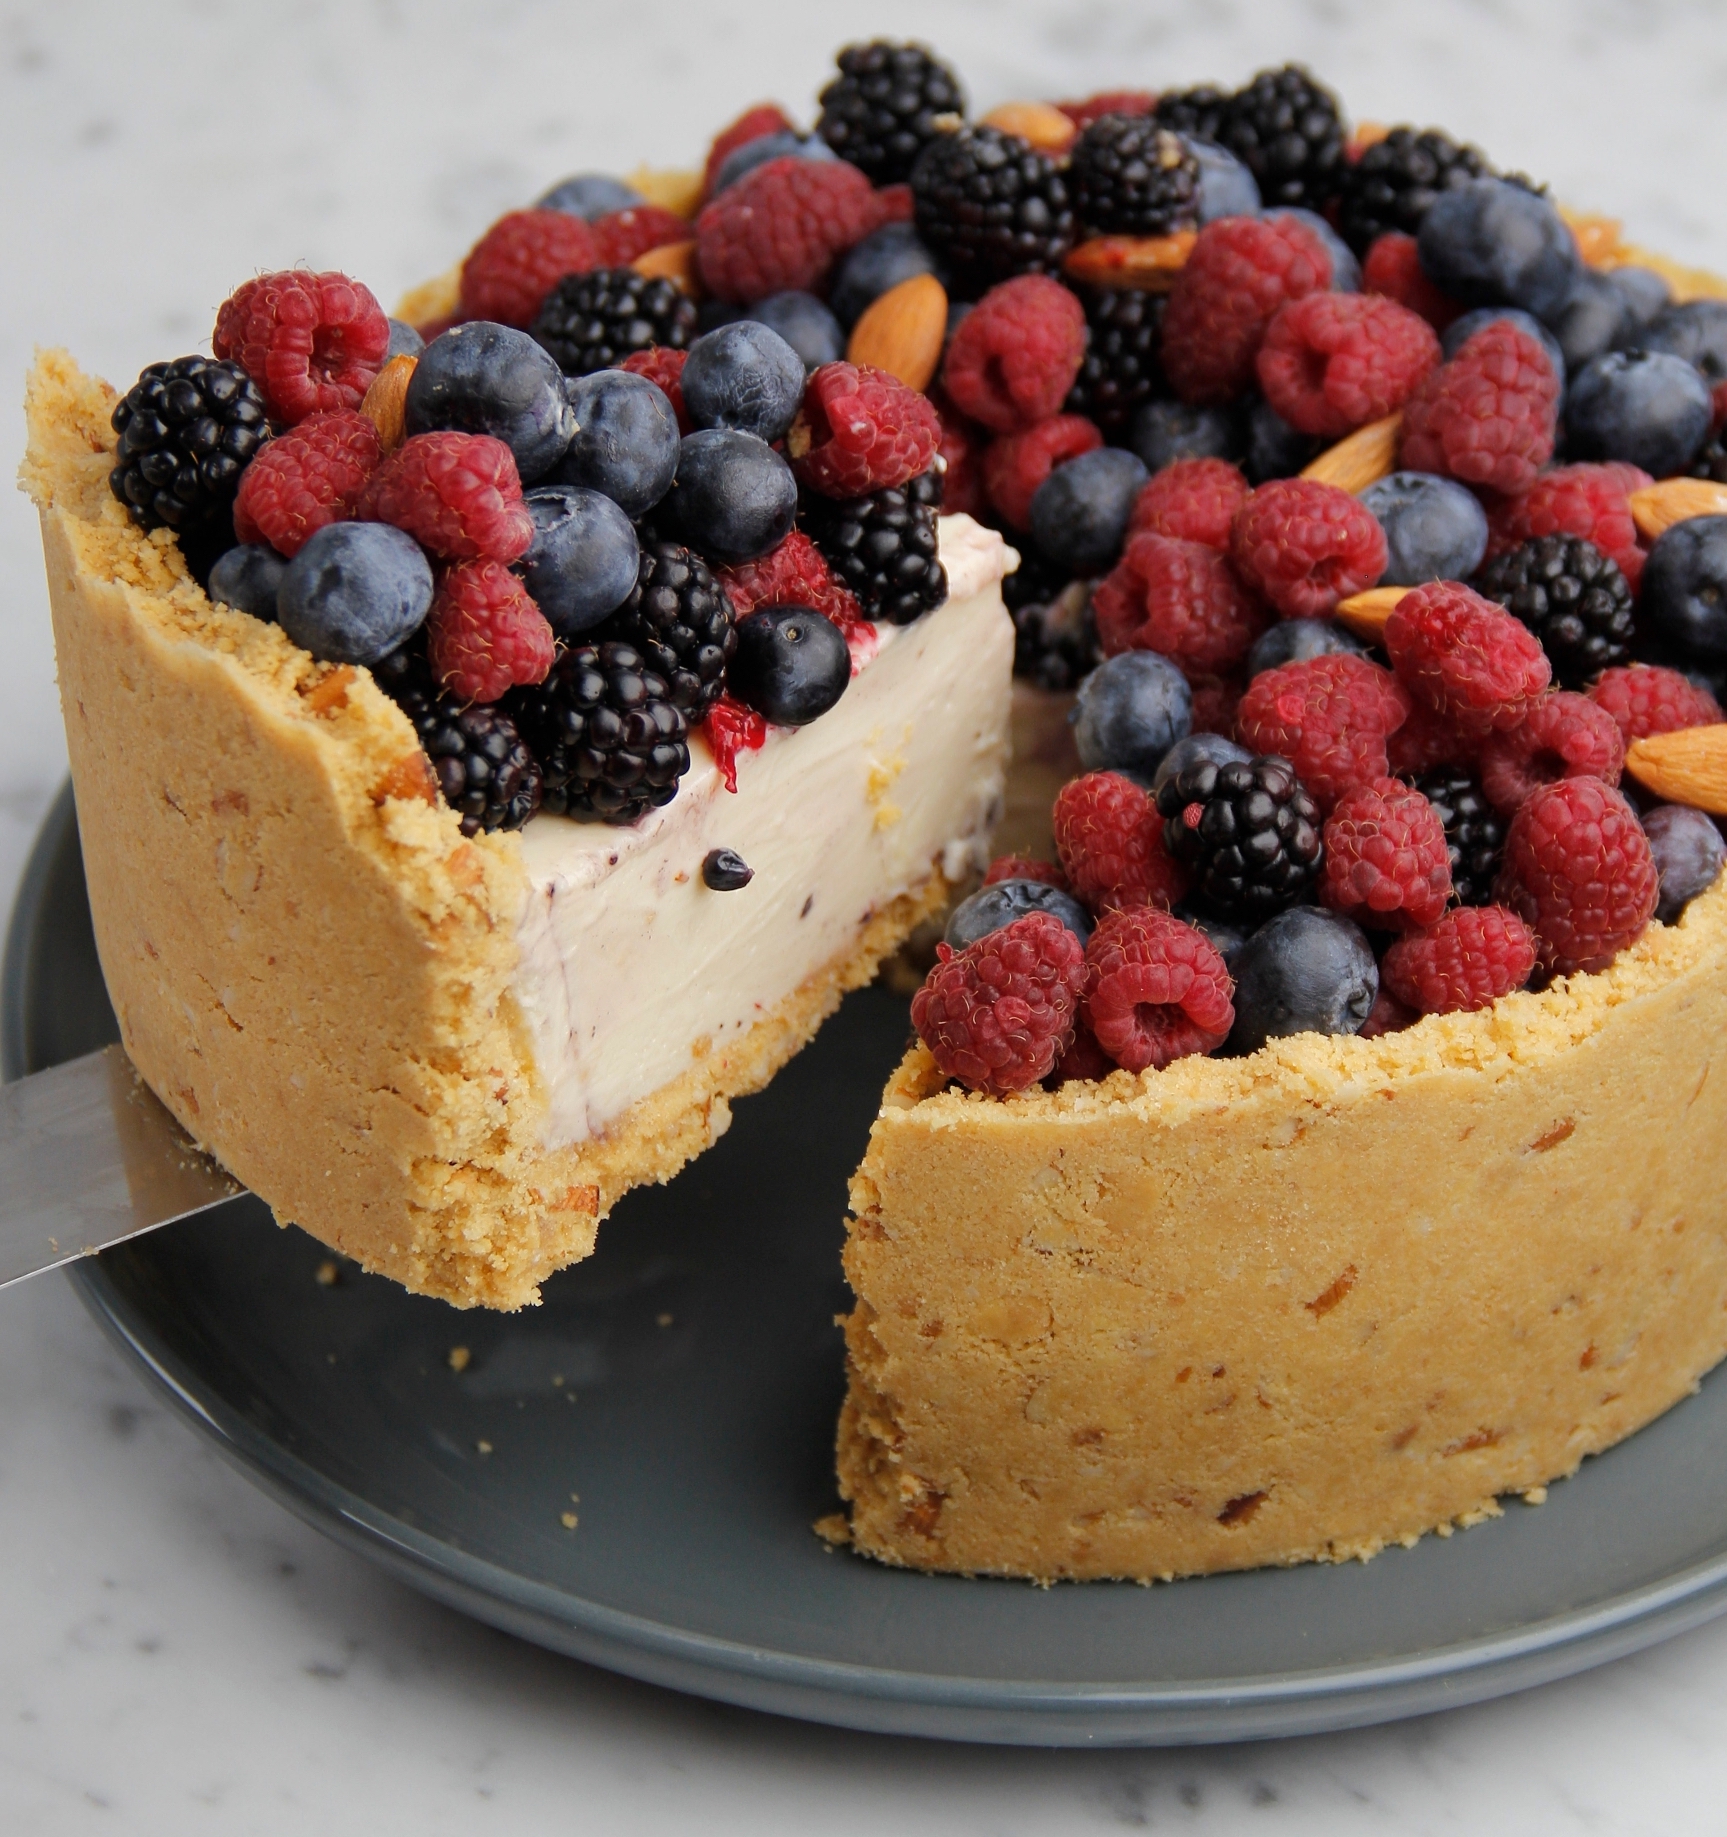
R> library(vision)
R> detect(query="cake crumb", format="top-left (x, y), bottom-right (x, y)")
top-left (813, 1512), bottom-right (852, 1547)
top-left (560, 1511), bottom-right (578, 1530)
top-left (1523, 1485), bottom-right (1549, 1505)
top-left (314, 1260), bottom-right (339, 1287)
top-left (552, 1373), bottom-right (564, 1387)
top-left (476, 1440), bottom-right (493, 1456)
top-left (448, 1346), bottom-right (471, 1373)
top-left (657, 1312), bottom-right (674, 1327)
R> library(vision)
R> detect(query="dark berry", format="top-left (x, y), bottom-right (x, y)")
top-left (404, 321), bottom-right (575, 484)
top-left (383, 656), bottom-right (543, 836)
top-left (1640, 515), bottom-right (1727, 668)
top-left (744, 292), bottom-right (846, 370)
top-left (530, 268), bottom-right (698, 377)
top-left (536, 173), bottom-right (644, 219)
top-left (1360, 472), bottom-right (1490, 587)
top-left (1128, 398), bottom-right (1246, 473)
top-left (1224, 906), bottom-right (1378, 1054)
top-left (945, 878), bottom-right (1093, 949)
top-left (702, 847), bottom-right (755, 890)
top-left (1413, 768), bottom-right (1506, 908)
top-left (598, 539), bottom-right (735, 718)
top-left (680, 321), bottom-right (806, 441)
top-left (830, 222), bottom-right (943, 329)
top-left (1245, 618), bottom-right (1364, 678)
top-left (1152, 86), bottom-right (1230, 147)
top-left (1028, 447), bottom-right (1149, 577)
top-left (1217, 64), bottom-right (1347, 213)
top-left (1158, 752), bottom-right (1323, 921)
top-left (1472, 535), bottom-right (1635, 689)
top-left (1008, 577), bottom-right (1100, 691)
top-left (1151, 731), bottom-right (1251, 798)
top-left (385, 319), bottom-right (425, 361)
top-left (1336, 126), bottom-right (1493, 255)
top-left (709, 132), bottom-right (838, 196)
top-left (1071, 650), bottom-right (1193, 776)
top-left (1244, 398), bottom-right (1322, 484)
top-left (1641, 299), bottom-right (1727, 384)
top-left (207, 543), bottom-right (285, 621)
top-left (519, 485), bottom-right (640, 636)
top-left (802, 470), bottom-right (946, 623)
top-left (1564, 350), bottom-right (1712, 479)
top-left (1064, 286), bottom-right (1164, 430)
top-left (1186, 136), bottom-right (1262, 221)
top-left (727, 606), bottom-right (850, 725)
top-left (1271, 207), bottom-right (1361, 292)
top-left (815, 40), bottom-right (966, 185)
top-left (1644, 805), bottom-right (1727, 923)
top-left (910, 124), bottom-right (1075, 293)
top-left (1549, 269), bottom-right (1637, 374)
top-left (1069, 116), bottom-right (1200, 236)
top-left (1417, 179), bottom-right (1581, 321)
top-left (553, 369), bottom-right (680, 519)
top-left (108, 355), bottom-right (269, 536)
top-left (277, 522), bottom-right (433, 665)
top-left (1441, 306), bottom-right (1565, 386)
top-left (662, 429), bottom-right (798, 564)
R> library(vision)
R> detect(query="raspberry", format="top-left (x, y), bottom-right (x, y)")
top-left (930, 388), bottom-right (986, 518)
top-left (1229, 478), bottom-right (1388, 619)
top-left (939, 276), bottom-right (1088, 435)
top-left (701, 693), bottom-right (768, 793)
top-left (1488, 462), bottom-right (1653, 594)
top-left (714, 530), bottom-right (869, 665)
top-left (1189, 673), bottom-right (1245, 738)
top-left (1496, 778), bottom-right (1659, 975)
top-left (984, 855), bottom-right (1069, 890)
top-left (1051, 1014), bottom-right (1118, 1083)
top-left (790, 362), bottom-right (942, 498)
top-left (1360, 231), bottom-right (1462, 331)
top-left (357, 432), bottom-right (533, 564)
top-left (1476, 692), bottom-right (1626, 815)
top-left (1255, 293), bottom-right (1441, 438)
top-left (1385, 698), bottom-right (1475, 778)
top-left (702, 103), bottom-right (796, 197)
top-left (1082, 907), bottom-right (1234, 1072)
top-left (1057, 91), bottom-right (1156, 132)
top-left (1589, 663), bottom-right (1724, 747)
top-left (620, 346), bottom-right (692, 433)
top-left (589, 204), bottom-right (691, 267)
top-left (458, 209), bottom-right (598, 330)
top-left (1053, 770), bottom-right (1191, 913)
top-left (1160, 214), bottom-right (1333, 405)
top-left (1383, 580), bottom-right (1552, 735)
top-left (427, 560), bottom-right (556, 703)
top-left (695, 156), bottom-right (887, 305)
top-left (212, 271), bottom-right (389, 427)
top-left (1397, 321), bottom-right (1560, 496)
top-left (911, 911), bottom-right (1088, 1094)
top-left (1381, 905), bottom-right (1538, 1014)
top-left (233, 410), bottom-right (380, 558)
top-left (1093, 532), bottom-right (1268, 677)
top-left (1319, 776), bottom-right (1453, 931)
top-left (1128, 456), bottom-right (1250, 552)
top-left (982, 415), bottom-right (1103, 530)
top-left (1237, 653), bottom-right (1412, 811)
top-left (1357, 983), bottom-right (1419, 1037)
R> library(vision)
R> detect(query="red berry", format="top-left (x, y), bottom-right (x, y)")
top-left (874, 184), bottom-right (915, 224)
top-left (930, 388), bottom-right (986, 518)
top-left (983, 415), bottom-right (1103, 530)
top-left (701, 693), bottom-right (768, 793)
top-left (458, 209), bottom-right (598, 330)
top-left (695, 156), bottom-right (887, 304)
top-left (1229, 478), bottom-right (1388, 619)
top-left (233, 409), bottom-right (381, 558)
top-left (1129, 456), bottom-right (1250, 552)
top-left (357, 431), bottom-right (533, 564)
top-left (1056, 90), bottom-right (1156, 131)
top-left (1476, 692), bottom-right (1626, 815)
top-left (714, 531), bottom-right (870, 667)
top-left (1082, 907), bottom-right (1234, 1072)
top-left (1160, 215), bottom-right (1334, 405)
top-left (620, 346), bottom-right (692, 433)
top-left (212, 270), bottom-right (389, 427)
top-left (1589, 663), bottom-right (1724, 746)
top-left (1381, 905), bottom-right (1538, 1014)
top-left (426, 560), bottom-right (555, 703)
top-left (1384, 697), bottom-right (1476, 778)
top-left (1384, 580), bottom-right (1552, 736)
top-left (702, 103), bottom-right (796, 198)
top-left (1256, 292), bottom-right (1441, 438)
top-left (1237, 653), bottom-right (1411, 812)
top-left (1053, 771), bottom-right (1191, 913)
top-left (911, 912), bottom-right (1088, 1094)
top-left (1050, 1013), bottom-right (1118, 1083)
top-left (984, 855), bottom-right (1069, 890)
top-left (1319, 776), bottom-right (1453, 932)
top-left (1361, 231), bottom-right (1462, 331)
top-left (1488, 462), bottom-right (1653, 594)
top-left (790, 361), bottom-right (943, 498)
top-left (1398, 321), bottom-right (1560, 496)
top-left (940, 275), bottom-right (1088, 434)
top-left (1093, 532), bottom-right (1268, 676)
top-left (1188, 672), bottom-right (1245, 739)
top-left (1496, 778), bottom-right (1659, 975)
top-left (589, 204), bottom-right (691, 267)
top-left (1357, 983), bottom-right (1419, 1038)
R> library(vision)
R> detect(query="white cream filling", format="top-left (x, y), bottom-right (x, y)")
top-left (512, 515), bottom-right (1018, 1149)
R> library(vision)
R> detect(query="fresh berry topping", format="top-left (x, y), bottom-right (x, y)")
top-left (531, 269), bottom-right (698, 376)
top-left (1226, 906), bottom-right (1379, 1053)
top-left (108, 356), bottom-right (269, 536)
top-left (1160, 214), bottom-right (1334, 405)
top-left (1381, 905), bottom-right (1537, 1014)
top-left (1051, 1015), bottom-right (1119, 1083)
top-left (1054, 770), bottom-right (1191, 914)
top-left (1496, 777), bottom-right (1659, 975)
top-left (1386, 697), bottom-right (1475, 779)
top-left (727, 605), bottom-right (851, 725)
top-left (940, 275), bottom-right (1087, 434)
top-left (536, 173), bottom-right (645, 221)
top-left (789, 361), bottom-right (942, 497)
top-left (679, 321), bottom-right (806, 444)
top-left (1645, 805), bottom-right (1727, 923)
top-left (1008, 577), bottom-right (1101, 691)
top-left (233, 409), bottom-right (379, 559)
top-left (701, 693), bottom-right (767, 792)
top-left (1412, 768), bottom-right (1506, 906)
top-left (1639, 516), bottom-right (1727, 672)
top-left (1229, 478), bottom-right (1388, 619)
top-left (1188, 673), bottom-right (1246, 739)
top-left (983, 415), bottom-right (1103, 530)
top-left (1640, 297), bottom-right (1727, 381)
top-left (1151, 86), bottom-right (1230, 147)
top-left (1397, 320), bottom-right (1560, 495)
top-left (1151, 731), bottom-right (1251, 794)
top-left (1071, 650), bottom-right (1193, 775)
top-left (802, 470), bottom-right (947, 624)
top-left (703, 104), bottom-right (797, 198)
top-left (715, 529), bottom-right (865, 635)
top-left (1476, 691), bottom-right (1625, 815)
top-left (1256, 292), bottom-right (1441, 438)
top-left (1566, 350), bottom-right (1713, 480)
top-left (1131, 399), bottom-right (1248, 473)
top-left (1059, 91), bottom-right (1156, 132)
top-left (740, 291), bottom-right (846, 369)
top-left (1063, 286), bottom-right (1164, 431)
top-left (1488, 462), bottom-right (1651, 594)
top-left (426, 558), bottom-right (555, 702)
top-left (1384, 580), bottom-right (1551, 735)
top-left (1472, 536), bottom-right (1634, 690)
top-left (1215, 64), bottom-right (1346, 212)
top-left (588, 205), bottom-right (691, 268)
top-left (555, 370), bottom-right (680, 521)
top-left (208, 543), bottom-right (285, 621)
top-left (1130, 457), bottom-right (1251, 552)
top-left (1337, 127), bottom-right (1493, 255)
top-left (1358, 984), bottom-right (1419, 1037)
top-left (830, 222), bottom-right (941, 327)
top-left (696, 156), bottom-right (887, 305)
top-left (1236, 652), bottom-right (1412, 811)
top-left (1244, 398), bottom-right (1323, 484)
top-left (597, 540), bottom-right (735, 719)
top-left (930, 386), bottom-right (985, 518)
top-left (1082, 906), bottom-right (1234, 1071)
top-left (984, 855), bottom-right (1069, 890)
top-left (1360, 231), bottom-right (1462, 330)
top-left (459, 209), bottom-right (598, 330)
top-left (911, 911), bottom-right (1088, 1095)
top-left (1246, 616), bottom-right (1363, 676)
top-left (1359, 471), bottom-right (1488, 587)
top-left (358, 431), bottom-right (532, 564)
top-left (1093, 532), bottom-right (1267, 677)
top-left (1069, 118), bottom-right (1199, 237)
top-left (213, 271), bottom-right (389, 426)
top-left (1319, 775), bottom-right (1452, 931)
top-left (815, 41), bottom-right (966, 185)
top-left (1418, 179), bottom-right (1580, 322)
top-left (1588, 663), bottom-right (1724, 746)
top-left (662, 428), bottom-right (798, 565)
top-left (1158, 752), bottom-right (1324, 921)
top-left (910, 125), bottom-right (1075, 290)
top-left (277, 522), bottom-right (433, 667)
top-left (946, 878), bottom-right (1092, 950)
top-left (404, 322), bottom-right (575, 485)
top-left (621, 346), bottom-right (693, 432)
top-left (519, 485), bottom-right (640, 636)
top-left (1030, 451), bottom-right (1150, 581)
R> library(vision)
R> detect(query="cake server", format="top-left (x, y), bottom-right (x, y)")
top-left (0, 1044), bottom-right (242, 1288)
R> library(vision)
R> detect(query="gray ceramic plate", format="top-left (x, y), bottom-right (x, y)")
top-left (11, 784), bottom-right (1727, 1746)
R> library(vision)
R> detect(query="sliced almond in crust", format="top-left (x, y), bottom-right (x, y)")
top-left (847, 272), bottom-right (948, 393)
top-left (360, 355), bottom-right (416, 452)
top-left (1063, 233), bottom-right (1197, 292)
top-left (1333, 586), bottom-right (1408, 643)
top-left (1300, 413), bottom-right (1402, 494)
top-left (1629, 478), bottom-right (1727, 542)
top-left (1625, 723), bottom-right (1727, 814)
top-left (633, 239), bottom-right (701, 297)
top-left (980, 100), bottom-right (1077, 155)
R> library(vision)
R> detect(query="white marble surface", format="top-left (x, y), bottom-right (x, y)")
top-left (7, 1), bottom-right (1727, 1828)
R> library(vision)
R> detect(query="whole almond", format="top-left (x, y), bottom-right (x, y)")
top-left (1300, 412), bottom-right (1402, 494)
top-left (1629, 477), bottom-right (1727, 542)
top-left (980, 100), bottom-right (1078, 155)
top-left (621, 165), bottom-right (703, 220)
top-left (633, 238), bottom-right (700, 297)
top-left (1332, 585), bottom-right (1408, 643)
top-left (847, 272), bottom-right (948, 393)
top-left (360, 355), bottom-right (416, 453)
top-left (1625, 723), bottom-right (1727, 814)
top-left (1063, 232), bottom-right (1196, 292)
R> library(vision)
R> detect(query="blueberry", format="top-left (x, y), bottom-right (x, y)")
top-left (830, 222), bottom-right (941, 328)
top-left (702, 847), bottom-right (755, 891)
top-left (945, 878), bottom-right (1093, 950)
top-left (710, 131), bottom-right (837, 196)
top-left (1245, 397), bottom-right (1322, 483)
top-left (1029, 448), bottom-right (1149, 576)
top-left (1441, 306), bottom-right (1565, 387)
top-left (1224, 906), bottom-right (1378, 1056)
top-left (207, 544), bottom-right (286, 622)
top-left (406, 321), bottom-right (575, 483)
top-left (1644, 805), bottom-right (1727, 923)
top-left (727, 606), bottom-right (850, 724)
top-left (697, 298), bottom-right (750, 335)
top-left (1548, 269), bottom-right (1634, 373)
top-left (1639, 515), bottom-right (1727, 666)
top-left (519, 485), bottom-right (640, 636)
top-left (1359, 472), bottom-right (1489, 586)
top-left (1565, 349), bottom-right (1711, 478)
top-left (663, 428), bottom-right (798, 564)
top-left (680, 321), bottom-right (806, 443)
top-left (1183, 910), bottom-right (1250, 968)
top-left (1183, 136), bottom-right (1260, 222)
top-left (1129, 399), bottom-right (1246, 473)
top-left (1608, 266), bottom-right (1675, 338)
top-left (278, 523), bottom-right (432, 666)
top-left (1417, 178), bottom-right (1581, 321)
top-left (1245, 619), bottom-right (1365, 677)
top-left (555, 369), bottom-right (679, 518)
top-left (1641, 299), bottom-right (1727, 384)
top-left (535, 173), bottom-right (644, 220)
top-left (1152, 731), bottom-right (1251, 798)
top-left (745, 291), bottom-right (845, 371)
top-left (385, 318), bottom-right (425, 362)
top-left (1071, 652), bottom-right (1193, 776)
top-left (1269, 209), bottom-right (1360, 292)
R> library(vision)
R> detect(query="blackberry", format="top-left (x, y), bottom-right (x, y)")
top-left (1064, 287), bottom-right (1163, 429)
top-left (1472, 536), bottom-right (1635, 689)
top-left (815, 41), bottom-right (965, 186)
top-left (1152, 85), bottom-right (1231, 147)
top-left (109, 355), bottom-right (269, 536)
top-left (803, 469), bottom-right (947, 624)
top-left (1008, 578), bottom-right (1100, 692)
top-left (1157, 752), bottom-right (1323, 922)
top-left (1068, 117), bottom-right (1200, 237)
top-left (1412, 768), bottom-right (1505, 908)
top-left (597, 540), bottom-right (735, 719)
top-left (1336, 126), bottom-right (1495, 256)
top-left (910, 125), bottom-right (1075, 293)
top-left (1217, 64), bottom-right (1347, 213)
top-left (530, 269), bottom-right (698, 377)
top-left (507, 641), bottom-right (690, 824)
